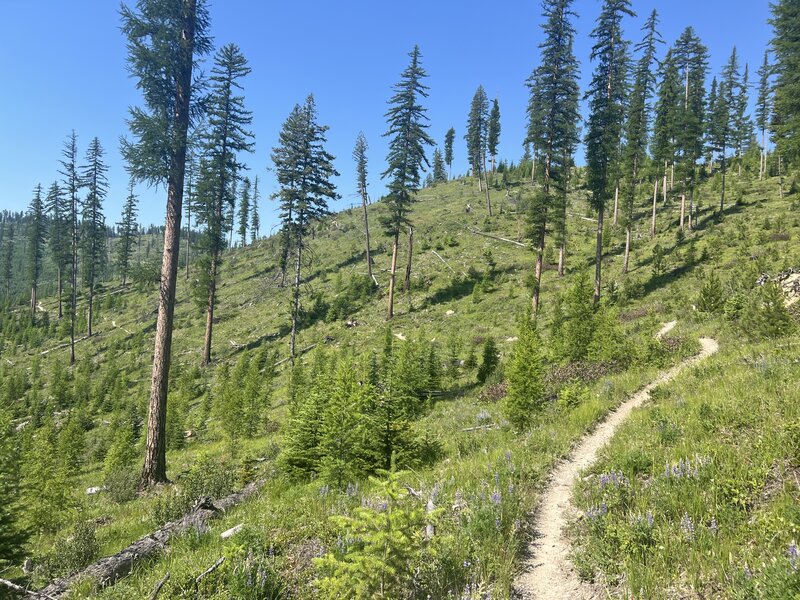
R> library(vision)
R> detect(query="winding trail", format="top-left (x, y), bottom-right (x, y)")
top-left (513, 324), bottom-right (718, 599)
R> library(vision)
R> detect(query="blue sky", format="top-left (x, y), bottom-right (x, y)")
top-left (0, 0), bottom-right (772, 233)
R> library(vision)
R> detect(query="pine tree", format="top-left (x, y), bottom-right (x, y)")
top-left (734, 63), bottom-right (754, 174)
top-left (504, 318), bottom-right (545, 430)
top-left (237, 176), bottom-right (251, 247)
top-left (27, 183), bottom-right (47, 320)
top-left (121, 0), bottom-right (213, 487)
top-left (353, 132), bottom-right (374, 283)
top-left (380, 46), bottom-right (434, 319)
top-left (585, 0), bottom-right (633, 306)
top-left (622, 9), bottom-right (661, 272)
top-left (465, 84), bottom-right (492, 214)
top-left (0, 408), bottom-right (26, 568)
top-left (444, 126), bottom-right (455, 179)
top-left (525, 0), bottom-right (581, 311)
top-left (651, 48), bottom-right (681, 218)
top-left (487, 98), bottom-right (501, 173)
top-left (22, 424), bottom-right (69, 534)
top-left (1, 224), bottom-right (13, 301)
top-left (46, 181), bottom-right (70, 318)
top-left (59, 130), bottom-right (81, 363)
top-left (756, 51), bottom-right (772, 180)
top-left (432, 148), bottom-right (447, 183)
top-left (81, 136), bottom-right (108, 337)
top-left (673, 28), bottom-right (709, 225)
top-left (193, 43), bottom-right (254, 367)
top-left (116, 182), bottom-right (139, 285)
top-left (250, 175), bottom-right (260, 243)
top-left (770, 0), bottom-right (800, 163)
top-left (713, 47), bottom-right (740, 213)
top-left (272, 95), bottom-right (339, 359)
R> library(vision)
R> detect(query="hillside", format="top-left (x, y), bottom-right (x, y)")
top-left (1, 162), bottom-right (799, 598)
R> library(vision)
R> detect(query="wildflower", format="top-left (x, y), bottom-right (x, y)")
top-left (345, 482), bottom-right (358, 497)
top-left (490, 489), bottom-right (502, 505)
top-left (709, 517), bottom-right (717, 536)
top-left (319, 484), bottom-right (330, 497)
top-left (681, 513), bottom-right (695, 541)
top-left (508, 482), bottom-right (515, 495)
top-left (646, 511), bottom-right (654, 527)
top-left (790, 541), bottom-right (798, 572)
top-left (743, 564), bottom-right (753, 579)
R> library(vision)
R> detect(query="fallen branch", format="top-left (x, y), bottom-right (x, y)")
top-left (430, 250), bottom-right (468, 278)
top-left (566, 212), bottom-right (597, 223)
top-left (461, 424), bottom-right (497, 432)
top-left (195, 557), bottom-right (225, 585)
top-left (39, 336), bottom-right (90, 356)
top-left (273, 343), bottom-right (318, 368)
top-left (0, 578), bottom-right (56, 599)
top-left (465, 226), bottom-right (526, 248)
top-left (147, 572), bottom-right (170, 600)
top-left (38, 479), bottom-right (266, 598)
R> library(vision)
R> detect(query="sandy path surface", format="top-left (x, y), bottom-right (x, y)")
top-left (513, 328), bottom-right (718, 599)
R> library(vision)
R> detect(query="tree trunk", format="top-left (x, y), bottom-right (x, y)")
top-left (57, 265), bottom-right (63, 319)
top-left (30, 285), bottom-right (36, 319)
top-left (387, 234), bottom-right (398, 319)
top-left (70, 209), bottom-right (77, 365)
top-left (403, 226), bottom-right (413, 292)
top-left (623, 223), bottom-right (631, 274)
top-left (531, 147), bottom-right (536, 184)
top-left (290, 239), bottom-right (302, 362)
top-left (670, 162), bottom-right (674, 191)
top-left (483, 156), bottom-right (492, 216)
top-left (651, 179), bottom-right (658, 237)
top-left (558, 241), bottom-right (565, 277)
top-left (760, 128), bottom-right (766, 181)
top-left (532, 214), bottom-right (546, 313)
top-left (201, 256), bottom-right (218, 366)
top-left (185, 203), bottom-right (191, 280)
top-left (612, 185), bottom-right (619, 226)
top-left (593, 205), bottom-right (604, 307)
top-left (779, 154), bottom-right (784, 198)
top-left (360, 190), bottom-right (373, 284)
top-left (680, 194), bottom-right (685, 229)
top-left (720, 147), bottom-right (727, 213)
top-left (87, 283), bottom-right (94, 337)
top-left (141, 0), bottom-right (199, 489)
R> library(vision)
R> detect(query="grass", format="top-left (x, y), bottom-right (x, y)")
top-left (4, 163), bottom-right (800, 597)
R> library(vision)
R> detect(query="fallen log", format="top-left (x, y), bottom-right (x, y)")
top-left (465, 226), bottom-right (526, 248)
top-left (0, 577), bottom-right (57, 599)
top-left (38, 479), bottom-right (265, 598)
top-left (147, 572), bottom-right (170, 600)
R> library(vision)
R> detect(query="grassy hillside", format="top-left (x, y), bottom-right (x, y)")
top-left (2, 164), bottom-right (799, 598)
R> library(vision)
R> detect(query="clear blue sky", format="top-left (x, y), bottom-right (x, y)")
top-left (0, 0), bottom-right (772, 233)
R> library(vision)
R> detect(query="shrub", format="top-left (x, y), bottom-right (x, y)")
top-left (503, 320), bottom-right (544, 430)
top-left (476, 338), bottom-right (499, 383)
top-left (41, 521), bottom-right (99, 578)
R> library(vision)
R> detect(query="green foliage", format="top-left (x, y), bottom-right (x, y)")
top-left (315, 471), bottom-right (427, 599)
top-left (551, 271), bottom-right (595, 362)
top-left (0, 409), bottom-right (25, 567)
top-left (57, 415), bottom-right (86, 476)
top-left (476, 337), bottom-right (499, 383)
top-left (41, 520), bottom-right (99, 578)
top-left (153, 454), bottom-right (235, 525)
top-left (503, 319), bottom-right (545, 430)
top-left (743, 281), bottom-right (794, 339)
top-left (22, 424), bottom-right (69, 534)
top-left (697, 271), bottom-right (725, 313)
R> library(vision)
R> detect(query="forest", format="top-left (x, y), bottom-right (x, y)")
top-left (0, 0), bottom-right (799, 598)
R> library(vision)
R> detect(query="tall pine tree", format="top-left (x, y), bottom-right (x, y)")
top-left (59, 131), bottom-right (81, 363)
top-left (487, 98), bottom-right (501, 173)
top-left (585, 0), bottom-right (633, 305)
top-left (81, 136), bottom-right (108, 337)
top-left (250, 175), bottom-right (260, 243)
top-left (116, 182), bottom-right (139, 285)
top-left (46, 181), bottom-right (70, 318)
top-left (770, 0), bottom-right (800, 164)
top-left (27, 183), bottom-right (47, 320)
top-left (465, 84), bottom-right (492, 214)
top-left (121, 0), bottom-right (212, 487)
top-left (272, 95), bottom-right (339, 359)
top-left (525, 0), bottom-right (580, 312)
top-left (195, 43), bottom-right (254, 367)
top-left (237, 177), bottom-right (251, 247)
top-left (756, 51), bottom-right (772, 181)
top-left (444, 126), bottom-right (455, 179)
top-left (353, 132), bottom-right (374, 284)
top-left (380, 46), bottom-right (434, 319)
top-left (622, 9), bottom-right (661, 272)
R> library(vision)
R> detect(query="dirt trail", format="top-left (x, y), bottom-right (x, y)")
top-left (513, 329), bottom-right (718, 600)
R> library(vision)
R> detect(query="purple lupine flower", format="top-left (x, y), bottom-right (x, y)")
top-left (709, 517), bottom-right (718, 536)
top-left (743, 564), bottom-right (753, 579)
top-left (513, 519), bottom-right (521, 532)
top-left (646, 511), bottom-right (654, 527)
top-left (494, 472), bottom-right (500, 486)
top-left (345, 482), bottom-right (358, 497)
top-left (681, 513), bottom-right (695, 541)
top-left (508, 482), bottom-right (515, 495)
top-left (789, 541), bottom-right (798, 572)
top-left (319, 485), bottom-right (330, 497)
top-left (490, 489), bottom-right (502, 505)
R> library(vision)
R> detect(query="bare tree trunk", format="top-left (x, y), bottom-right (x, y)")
top-left (531, 147), bottom-right (536, 183)
top-left (779, 154), bottom-right (784, 198)
top-left (532, 219), bottom-right (546, 313)
top-left (612, 185), bottom-right (619, 226)
top-left (593, 205), bottom-right (604, 307)
top-left (201, 256), bottom-right (218, 366)
top-left (651, 179), bottom-right (658, 237)
top-left (290, 240), bottom-right (302, 361)
top-left (387, 234), bottom-right (398, 319)
top-left (360, 190), bottom-right (373, 284)
top-left (57, 265), bottom-right (63, 319)
top-left (70, 204), bottom-right (77, 365)
top-left (558, 241), bottom-right (565, 277)
top-left (670, 162), bottom-right (674, 191)
top-left (30, 285), bottom-right (36, 319)
top-left (623, 223), bottom-right (631, 274)
top-left (760, 128), bottom-right (766, 181)
top-left (680, 194), bottom-right (685, 229)
top-left (141, 0), bottom-right (199, 489)
top-left (87, 283), bottom-right (94, 337)
top-left (403, 226), bottom-right (413, 292)
top-left (720, 148), bottom-right (727, 213)
top-left (483, 155), bottom-right (493, 216)
top-left (185, 202), bottom-right (191, 280)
